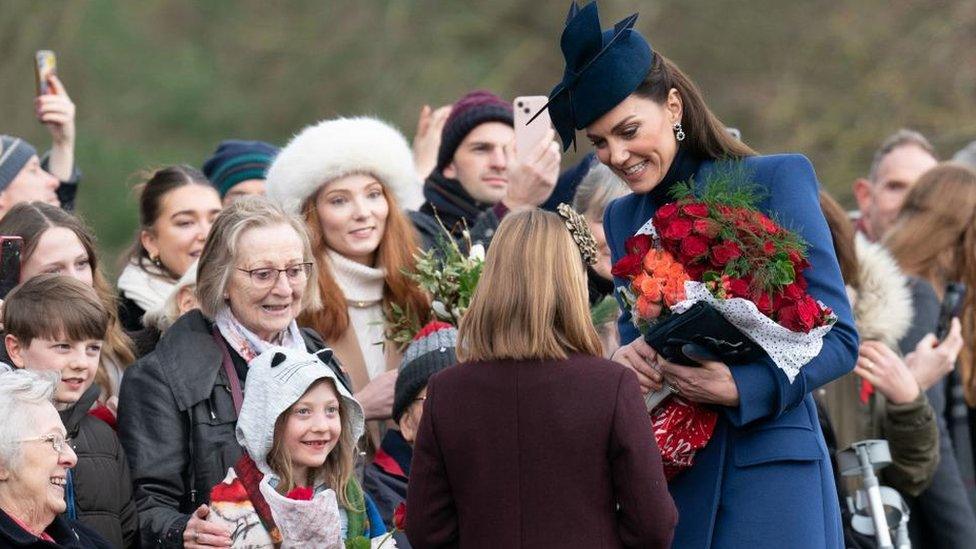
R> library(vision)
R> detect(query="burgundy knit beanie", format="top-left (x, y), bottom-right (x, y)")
top-left (435, 90), bottom-right (514, 172)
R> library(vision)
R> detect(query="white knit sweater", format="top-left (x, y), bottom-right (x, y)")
top-left (325, 249), bottom-right (388, 380)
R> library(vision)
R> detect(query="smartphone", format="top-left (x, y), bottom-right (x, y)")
top-left (34, 50), bottom-right (57, 96)
top-left (513, 96), bottom-right (552, 163)
top-left (936, 282), bottom-right (966, 341)
top-left (0, 237), bottom-right (23, 299)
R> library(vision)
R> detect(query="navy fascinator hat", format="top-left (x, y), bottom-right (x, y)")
top-left (535, 1), bottom-right (653, 151)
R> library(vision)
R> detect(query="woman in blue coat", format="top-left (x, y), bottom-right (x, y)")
top-left (540, 3), bottom-right (859, 548)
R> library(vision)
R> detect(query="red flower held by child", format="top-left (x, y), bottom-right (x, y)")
top-left (393, 502), bottom-right (407, 531)
top-left (285, 486), bottom-right (313, 501)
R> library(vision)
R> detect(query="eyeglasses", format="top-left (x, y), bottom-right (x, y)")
top-left (18, 433), bottom-right (75, 455)
top-left (236, 263), bottom-right (313, 288)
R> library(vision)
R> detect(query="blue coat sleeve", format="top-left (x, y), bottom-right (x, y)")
top-left (724, 155), bottom-right (858, 426)
top-left (604, 197), bottom-right (641, 346)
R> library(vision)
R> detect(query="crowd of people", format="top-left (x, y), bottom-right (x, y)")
top-left (1, 1), bottom-right (975, 547)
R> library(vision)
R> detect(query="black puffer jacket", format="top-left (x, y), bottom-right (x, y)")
top-left (0, 509), bottom-right (112, 548)
top-left (118, 309), bottom-right (346, 548)
top-left (59, 384), bottom-right (138, 548)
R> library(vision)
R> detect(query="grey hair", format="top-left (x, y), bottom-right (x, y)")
top-left (195, 196), bottom-right (321, 319)
top-left (0, 369), bottom-right (59, 470)
top-left (572, 159), bottom-right (630, 222)
top-left (143, 259), bottom-right (199, 332)
top-left (868, 129), bottom-right (937, 182)
top-left (953, 140), bottom-right (976, 171)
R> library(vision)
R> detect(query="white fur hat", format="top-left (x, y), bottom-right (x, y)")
top-left (265, 116), bottom-right (423, 214)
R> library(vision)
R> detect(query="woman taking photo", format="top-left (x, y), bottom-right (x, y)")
top-left (117, 197), bottom-right (347, 548)
top-left (267, 116), bottom-right (429, 425)
top-left (406, 209), bottom-right (676, 548)
top-left (0, 202), bottom-right (135, 405)
top-left (538, 3), bottom-right (858, 547)
top-left (885, 162), bottom-right (976, 520)
top-left (117, 165), bottom-right (222, 331)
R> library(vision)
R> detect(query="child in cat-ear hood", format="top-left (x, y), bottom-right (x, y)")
top-left (206, 346), bottom-right (390, 547)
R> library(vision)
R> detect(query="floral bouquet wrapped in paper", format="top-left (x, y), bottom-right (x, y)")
top-left (612, 171), bottom-right (836, 478)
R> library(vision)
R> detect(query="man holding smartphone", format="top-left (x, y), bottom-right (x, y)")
top-left (0, 72), bottom-right (80, 220)
top-left (410, 89), bottom-right (561, 250)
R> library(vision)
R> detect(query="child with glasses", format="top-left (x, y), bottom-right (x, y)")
top-left (2, 274), bottom-right (137, 548)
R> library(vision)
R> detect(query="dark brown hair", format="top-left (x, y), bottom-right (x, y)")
top-left (125, 165), bottom-right (211, 276)
top-left (3, 274), bottom-right (109, 346)
top-left (818, 191), bottom-right (859, 290)
top-left (0, 202), bottom-right (136, 396)
top-left (634, 54), bottom-right (756, 160)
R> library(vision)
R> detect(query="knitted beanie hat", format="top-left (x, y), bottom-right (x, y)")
top-left (392, 321), bottom-right (458, 422)
top-left (236, 346), bottom-right (365, 476)
top-left (0, 135), bottom-right (38, 193)
top-left (435, 90), bottom-right (514, 172)
top-left (265, 116), bottom-right (423, 214)
top-left (202, 139), bottom-right (279, 198)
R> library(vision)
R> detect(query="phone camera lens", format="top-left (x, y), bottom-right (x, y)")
top-left (516, 102), bottom-right (523, 108)
top-left (524, 108), bottom-right (531, 114)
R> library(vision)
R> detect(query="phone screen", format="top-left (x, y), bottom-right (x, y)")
top-left (0, 237), bottom-right (23, 299)
top-left (34, 50), bottom-right (57, 96)
top-left (936, 282), bottom-right (966, 341)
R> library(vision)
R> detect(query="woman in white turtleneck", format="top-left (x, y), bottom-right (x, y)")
top-left (265, 117), bottom-right (430, 428)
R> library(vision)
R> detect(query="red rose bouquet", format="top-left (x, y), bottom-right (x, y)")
top-left (613, 172), bottom-right (836, 478)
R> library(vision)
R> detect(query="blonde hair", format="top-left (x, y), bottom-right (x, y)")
top-left (572, 160), bottom-right (629, 222)
top-left (196, 197), bottom-right (320, 319)
top-left (265, 378), bottom-right (359, 510)
top-left (885, 162), bottom-right (976, 404)
top-left (457, 210), bottom-right (602, 362)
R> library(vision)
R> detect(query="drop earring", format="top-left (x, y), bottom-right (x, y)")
top-left (673, 122), bottom-right (685, 142)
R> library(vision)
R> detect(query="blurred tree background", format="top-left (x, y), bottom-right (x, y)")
top-left (3, 0), bottom-right (975, 275)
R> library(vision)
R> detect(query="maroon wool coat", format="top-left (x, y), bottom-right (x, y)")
top-left (405, 353), bottom-right (677, 548)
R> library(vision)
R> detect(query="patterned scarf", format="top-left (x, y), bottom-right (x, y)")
top-left (214, 307), bottom-right (305, 363)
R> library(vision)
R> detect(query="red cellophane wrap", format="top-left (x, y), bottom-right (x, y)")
top-left (651, 396), bottom-right (719, 480)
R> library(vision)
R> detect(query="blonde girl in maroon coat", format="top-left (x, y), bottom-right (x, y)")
top-left (406, 209), bottom-right (677, 549)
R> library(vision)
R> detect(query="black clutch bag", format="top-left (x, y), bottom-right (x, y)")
top-left (643, 301), bottom-right (767, 366)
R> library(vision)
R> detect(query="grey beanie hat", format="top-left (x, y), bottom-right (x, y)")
top-left (392, 321), bottom-right (458, 422)
top-left (236, 346), bottom-right (365, 475)
top-left (0, 136), bottom-right (38, 192)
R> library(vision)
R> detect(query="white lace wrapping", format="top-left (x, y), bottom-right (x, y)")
top-left (633, 217), bottom-right (835, 383)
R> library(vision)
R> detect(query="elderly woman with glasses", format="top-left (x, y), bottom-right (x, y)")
top-left (0, 369), bottom-right (111, 548)
top-left (118, 197), bottom-right (348, 549)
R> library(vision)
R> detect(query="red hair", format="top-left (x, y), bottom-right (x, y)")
top-left (299, 183), bottom-right (430, 342)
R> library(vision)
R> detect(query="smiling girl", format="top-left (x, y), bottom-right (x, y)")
top-left (267, 117), bottom-right (430, 431)
top-left (206, 346), bottom-right (386, 547)
top-left (117, 166), bottom-right (222, 331)
top-left (0, 202), bottom-right (135, 405)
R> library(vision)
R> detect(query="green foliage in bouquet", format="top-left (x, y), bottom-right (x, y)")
top-left (386, 231), bottom-right (485, 350)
